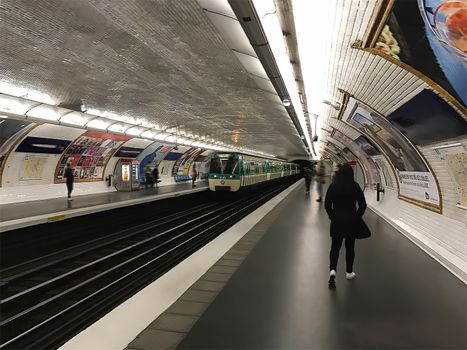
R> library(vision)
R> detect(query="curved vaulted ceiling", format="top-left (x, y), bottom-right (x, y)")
top-left (0, 0), bottom-right (306, 158)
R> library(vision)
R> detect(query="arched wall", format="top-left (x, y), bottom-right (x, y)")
top-left (0, 121), bottom-right (212, 204)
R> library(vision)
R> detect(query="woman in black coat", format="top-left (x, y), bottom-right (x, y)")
top-left (324, 164), bottom-right (366, 284)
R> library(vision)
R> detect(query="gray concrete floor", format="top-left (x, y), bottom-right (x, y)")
top-left (0, 182), bottom-right (208, 221)
top-left (174, 182), bottom-right (466, 349)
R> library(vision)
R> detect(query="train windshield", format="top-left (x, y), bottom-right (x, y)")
top-left (210, 154), bottom-right (239, 174)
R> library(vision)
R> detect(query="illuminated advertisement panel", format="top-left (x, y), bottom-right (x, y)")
top-left (55, 131), bottom-right (128, 182)
top-left (341, 97), bottom-right (441, 211)
top-left (373, 0), bottom-right (466, 106)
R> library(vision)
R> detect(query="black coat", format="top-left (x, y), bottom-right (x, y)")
top-left (324, 181), bottom-right (366, 238)
top-left (64, 166), bottom-right (74, 184)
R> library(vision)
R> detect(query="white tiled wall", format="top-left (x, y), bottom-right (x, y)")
top-left (367, 188), bottom-right (466, 283)
top-left (366, 134), bottom-right (467, 284)
top-left (419, 136), bottom-right (467, 223)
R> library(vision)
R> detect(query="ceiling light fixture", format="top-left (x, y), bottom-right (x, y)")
top-left (293, 0), bottom-right (338, 158)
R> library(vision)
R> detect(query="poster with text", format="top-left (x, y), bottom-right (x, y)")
top-left (55, 131), bottom-right (128, 182)
top-left (434, 144), bottom-right (467, 208)
top-left (20, 155), bottom-right (47, 180)
top-left (373, 0), bottom-right (466, 106)
top-left (0, 117), bottom-right (35, 186)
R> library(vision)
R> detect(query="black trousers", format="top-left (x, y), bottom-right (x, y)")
top-left (305, 178), bottom-right (311, 192)
top-left (330, 236), bottom-right (355, 273)
top-left (66, 181), bottom-right (73, 198)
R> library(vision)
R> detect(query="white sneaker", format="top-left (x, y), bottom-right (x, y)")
top-left (328, 270), bottom-right (336, 284)
top-left (68, 197), bottom-right (73, 201)
top-left (346, 272), bottom-right (356, 280)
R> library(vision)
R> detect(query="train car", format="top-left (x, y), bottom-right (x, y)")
top-left (208, 152), bottom-right (299, 192)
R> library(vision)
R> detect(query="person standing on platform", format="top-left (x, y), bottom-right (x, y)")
top-left (191, 163), bottom-right (198, 188)
top-left (64, 160), bottom-right (75, 201)
top-left (324, 164), bottom-right (366, 285)
top-left (304, 167), bottom-right (313, 195)
top-left (314, 161), bottom-right (326, 202)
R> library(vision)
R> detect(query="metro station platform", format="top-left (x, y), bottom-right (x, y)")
top-left (123, 182), bottom-right (465, 350)
top-left (0, 182), bottom-right (208, 232)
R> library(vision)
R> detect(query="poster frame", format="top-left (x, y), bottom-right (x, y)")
top-left (53, 130), bottom-right (129, 183)
top-left (360, 0), bottom-right (466, 114)
top-left (338, 91), bottom-right (443, 213)
top-left (0, 120), bottom-right (38, 187)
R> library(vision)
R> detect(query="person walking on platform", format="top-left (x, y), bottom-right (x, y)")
top-left (324, 164), bottom-right (366, 285)
top-left (304, 167), bottom-right (313, 195)
top-left (152, 165), bottom-right (160, 188)
top-left (64, 160), bottom-right (75, 201)
top-left (144, 164), bottom-right (152, 188)
top-left (191, 163), bottom-right (198, 188)
top-left (314, 161), bottom-right (326, 202)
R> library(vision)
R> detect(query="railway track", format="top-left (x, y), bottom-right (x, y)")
top-left (0, 178), bottom-right (297, 349)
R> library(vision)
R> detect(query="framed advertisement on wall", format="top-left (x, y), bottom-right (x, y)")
top-left (339, 94), bottom-right (442, 212)
top-left (55, 131), bottom-right (129, 183)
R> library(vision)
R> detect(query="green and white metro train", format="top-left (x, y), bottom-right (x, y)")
top-left (208, 152), bottom-right (300, 192)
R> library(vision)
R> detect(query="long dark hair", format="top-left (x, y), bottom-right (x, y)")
top-left (334, 164), bottom-right (355, 192)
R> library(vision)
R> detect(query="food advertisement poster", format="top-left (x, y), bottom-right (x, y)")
top-left (373, 0), bottom-right (466, 106)
top-left (332, 130), bottom-right (381, 186)
top-left (55, 131), bottom-right (128, 182)
top-left (387, 89), bottom-right (466, 146)
top-left (341, 96), bottom-right (441, 210)
top-left (434, 143), bottom-right (467, 208)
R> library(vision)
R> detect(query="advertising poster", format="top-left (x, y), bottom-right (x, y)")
top-left (172, 147), bottom-right (204, 182)
top-left (324, 142), bottom-right (348, 164)
top-left (0, 117), bottom-right (35, 186)
top-left (397, 171), bottom-right (440, 206)
top-left (55, 131), bottom-right (128, 182)
top-left (342, 97), bottom-right (429, 172)
top-left (434, 143), bottom-right (467, 208)
top-left (137, 143), bottom-right (173, 182)
top-left (374, 0), bottom-right (466, 106)
top-left (333, 130), bottom-right (381, 186)
top-left (387, 89), bottom-right (466, 146)
top-left (121, 164), bottom-right (130, 182)
top-left (20, 155), bottom-right (47, 180)
top-left (373, 155), bottom-right (395, 189)
top-left (341, 96), bottom-right (441, 210)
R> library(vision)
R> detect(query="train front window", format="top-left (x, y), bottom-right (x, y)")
top-left (209, 156), bottom-right (222, 173)
top-left (210, 154), bottom-right (239, 174)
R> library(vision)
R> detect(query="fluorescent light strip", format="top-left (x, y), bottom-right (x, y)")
top-left (0, 93), bottom-right (277, 157)
top-left (252, 0), bottom-right (312, 151)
